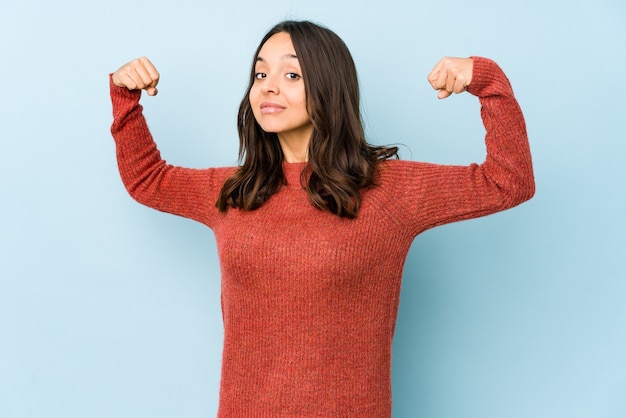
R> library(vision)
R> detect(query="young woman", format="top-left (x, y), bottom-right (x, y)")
top-left (110, 20), bottom-right (534, 418)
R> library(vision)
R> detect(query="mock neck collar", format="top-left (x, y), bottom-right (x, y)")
top-left (282, 161), bottom-right (309, 187)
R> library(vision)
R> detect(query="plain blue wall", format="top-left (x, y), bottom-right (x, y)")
top-left (1, 1), bottom-right (625, 417)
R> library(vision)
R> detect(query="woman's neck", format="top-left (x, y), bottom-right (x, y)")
top-left (278, 132), bottom-right (310, 163)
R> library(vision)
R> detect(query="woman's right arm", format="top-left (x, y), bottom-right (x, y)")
top-left (110, 57), bottom-right (227, 227)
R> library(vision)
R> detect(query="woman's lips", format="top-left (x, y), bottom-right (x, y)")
top-left (260, 102), bottom-right (286, 114)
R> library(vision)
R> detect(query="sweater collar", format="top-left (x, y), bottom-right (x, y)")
top-left (282, 161), bottom-right (308, 187)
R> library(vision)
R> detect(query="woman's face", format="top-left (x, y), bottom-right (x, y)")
top-left (249, 32), bottom-right (313, 147)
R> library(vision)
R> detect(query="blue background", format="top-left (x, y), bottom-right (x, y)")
top-left (1, 1), bottom-right (625, 417)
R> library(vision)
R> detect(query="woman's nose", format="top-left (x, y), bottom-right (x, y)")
top-left (262, 74), bottom-right (280, 94)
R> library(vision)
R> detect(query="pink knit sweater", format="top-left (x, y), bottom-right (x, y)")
top-left (110, 57), bottom-right (534, 417)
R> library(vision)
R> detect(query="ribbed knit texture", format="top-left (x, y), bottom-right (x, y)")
top-left (110, 57), bottom-right (534, 417)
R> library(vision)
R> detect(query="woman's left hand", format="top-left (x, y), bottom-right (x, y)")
top-left (427, 57), bottom-right (473, 99)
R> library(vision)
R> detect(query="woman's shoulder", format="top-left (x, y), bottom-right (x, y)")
top-left (374, 158), bottom-right (446, 194)
top-left (203, 166), bottom-right (238, 187)
top-left (377, 159), bottom-right (432, 177)
top-left (209, 165), bottom-right (238, 176)
top-left (372, 159), bottom-right (424, 193)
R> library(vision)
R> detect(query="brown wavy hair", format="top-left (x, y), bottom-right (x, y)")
top-left (216, 20), bottom-right (398, 219)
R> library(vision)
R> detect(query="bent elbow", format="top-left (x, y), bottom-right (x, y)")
top-left (500, 171), bottom-right (536, 210)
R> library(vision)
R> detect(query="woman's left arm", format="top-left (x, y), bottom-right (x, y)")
top-left (397, 57), bottom-right (535, 235)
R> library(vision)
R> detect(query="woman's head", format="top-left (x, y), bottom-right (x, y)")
top-left (241, 20), bottom-right (363, 159)
top-left (218, 21), bottom-right (398, 218)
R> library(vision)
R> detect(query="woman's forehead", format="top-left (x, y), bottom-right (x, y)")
top-left (257, 32), bottom-right (297, 61)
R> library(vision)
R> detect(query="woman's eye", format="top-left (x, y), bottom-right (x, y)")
top-left (254, 72), bottom-right (266, 79)
top-left (286, 72), bottom-right (301, 80)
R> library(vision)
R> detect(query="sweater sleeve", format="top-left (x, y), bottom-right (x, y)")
top-left (109, 75), bottom-right (228, 228)
top-left (389, 57), bottom-right (535, 236)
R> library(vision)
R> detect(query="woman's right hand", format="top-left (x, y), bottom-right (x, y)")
top-left (112, 56), bottom-right (160, 96)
